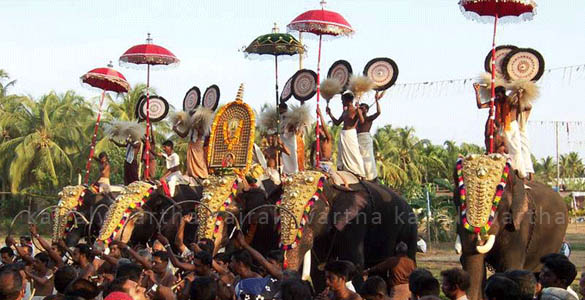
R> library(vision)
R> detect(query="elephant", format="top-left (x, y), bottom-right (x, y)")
top-left (64, 190), bottom-right (115, 247)
top-left (452, 154), bottom-right (568, 300)
top-left (95, 182), bottom-right (202, 252)
top-left (278, 171), bottom-right (418, 292)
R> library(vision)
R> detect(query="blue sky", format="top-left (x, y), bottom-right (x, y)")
top-left (2, 0), bottom-right (584, 159)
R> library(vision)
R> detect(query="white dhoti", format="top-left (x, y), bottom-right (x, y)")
top-left (97, 177), bottom-right (111, 193)
top-left (504, 121), bottom-right (533, 178)
top-left (337, 129), bottom-right (366, 178)
top-left (280, 132), bottom-right (298, 175)
top-left (166, 171), bottom-right (184, 197)
top-left (357, 132), bottom-right (378, 180)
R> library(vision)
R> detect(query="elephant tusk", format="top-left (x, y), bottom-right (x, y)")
top-left (301, 250), bottom-right (311, 282)
top-left (476, 234), bottom-right (496, 254)
top-left (455, 234), bottom-right (462, 254)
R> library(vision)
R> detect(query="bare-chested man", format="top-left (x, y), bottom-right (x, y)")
top-left (263, 133), bottom-right (290, 185)
top-left (357, 91), bottom-right (384, 180)
top-left (326, 91), bottom-right (366, 178)
top-left (474, 83), bottom-right (507, 154)
top-left (317, 261), bottom-right (362, 300)
top-left (95, 152), bottom-right (110, 193)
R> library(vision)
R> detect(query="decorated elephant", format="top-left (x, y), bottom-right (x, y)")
top-left (277, 171), bottom-right (418, 291)
top-left (95, 182), bottom-right (201, 251)
top-left (52, 185), bottom-right (115, 247)
top-left (452, 154), bottom-right (568, 300)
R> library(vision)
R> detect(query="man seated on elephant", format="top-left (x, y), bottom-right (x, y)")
top-left (94, 152), bottom-right (111, 193)
top-left (154, 140), bottom-right (183, 197)
top-left (359, 276), bottom-right (391, 300)
top-left (538, 253), bottom-right (578, 299)
top-left (263, 132), bottom-right (290, 185)
top-left (364, 242), bottom-right (414, 300)
top-left (327, 91), bottom-right (366, 179)
top-left (440, 268), bottom-right (470, 300)
top-left (311, 107), bottom-right (349, 189)
top-left (318, 260), bottom-right (362, 300)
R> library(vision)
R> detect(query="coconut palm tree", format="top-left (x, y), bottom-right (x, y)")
top-left (560, 152), bottom-right (584, 178)
top-left (534, 156), bottom-right (556, 184)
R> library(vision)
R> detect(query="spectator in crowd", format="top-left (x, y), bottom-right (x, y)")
top-left (320, 260), bottom-right (362, 300)
top-left (363, 242), bottom-right (414, 300)
top-left (503, 270), bottom-right (537, 300)
top-left (73, 243), bottom-right (96, 280)
top-left (281, 278), bottom-right (313, 300)
top-left (0, 265), bottom-right (25, 300)
top-left (579, 271), bottom-right (584, 299)
top-left (484, 274), bottom-right (521, 300)
top-left (539, 287), bottom-right (578, 300)
top-left (1, 246), bottom-right (15, 265)
top-left (359, 276), bottom-right (390, 300)
top-left (408, 269), bottom-right (440, 299)
top-left (539, 253), bottom-right (578, 299)
top-left (440, 268), bottom-right (470, 300)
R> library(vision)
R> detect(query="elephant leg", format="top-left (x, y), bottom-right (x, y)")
top-left (334, 221), bottom-right (367, 268)
top-left (462, 253), bottom-right (486, 300)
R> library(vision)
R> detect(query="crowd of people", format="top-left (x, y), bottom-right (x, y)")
top-left (0, 223), bottom-right (583, 300)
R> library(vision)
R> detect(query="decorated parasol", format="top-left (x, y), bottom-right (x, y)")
top-left (119, 33), bottom-right (179, 179)
top-left (287, 0), bottom-right (353, 166)
top-left (244, 23), bottom-right (305, 132)
top-left (459, 0), bottom-right (537, 153)
top-left (80, 62), bottom-right (130, 185)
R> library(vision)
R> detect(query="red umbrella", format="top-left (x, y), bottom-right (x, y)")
top-left (80, 62), bottom-right (130, 185)
top-left (459, 0), bottom-right (537, 153)
top-left (287, 0), bottom-right (354, 167)
top-left (119, 33), bottom-right (179, 179)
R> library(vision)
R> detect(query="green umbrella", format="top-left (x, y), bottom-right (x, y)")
top-left (244, 23), bottom-right (305, 113)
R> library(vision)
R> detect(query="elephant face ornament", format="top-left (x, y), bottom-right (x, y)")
top-left (457, 154), bottom-right (511, 236)
top-left (196, 175), bottom-right (238, 242)
top-left (53, 185), bottom-right (86, 243)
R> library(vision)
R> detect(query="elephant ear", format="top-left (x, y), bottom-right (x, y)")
top-left (330, 190), bottom-right (369, 232)
top-left (507, 171), bottom-right (529, 231)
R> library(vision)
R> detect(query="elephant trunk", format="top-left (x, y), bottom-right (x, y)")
top-left (462, 253), bottom-right (486, 300)
top-left (476, 234), bottom-right (496, 254)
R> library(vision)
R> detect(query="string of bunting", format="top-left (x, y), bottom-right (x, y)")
top-left (384, 63), bottom-right (585, 99)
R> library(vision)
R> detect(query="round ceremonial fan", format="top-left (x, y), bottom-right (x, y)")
top-left (183, 86), bottom-right (201, 112)
top-left (291, 69), bottom-right (318, 102)
top-left (327, 60), bottom-right (353, 91)
top-left (202, 85), bottom-right (220, 111)
top-left (503, 48), bottom-right (545, 81)
top-left (280, 75), bottom-right (294, 103)
top-left (138, 95), bottom-right (169, 122)
top-left (484, 45), bottom-right (518, 79)
top-left (363, 57), bottom-right (399, 91)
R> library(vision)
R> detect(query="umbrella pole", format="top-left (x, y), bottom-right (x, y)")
top-left (299, 32), bottom-right (303, 70)
top-left (275, 55), bottom-right (282, 179)
top-left (315, 35), bottom-right (322, 168)
top-left (488, 14), bottom-right (498, 154)
top-left (145, 64), bottom-right (151, 180)
top-left (83, 89), bottom-right (106, 185)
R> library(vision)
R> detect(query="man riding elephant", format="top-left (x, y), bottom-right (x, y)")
top-left (452, 154), bottom-right (568, 300)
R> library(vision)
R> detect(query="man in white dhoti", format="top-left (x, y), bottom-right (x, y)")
top-left (357, 91), bottom-right (384, 180)
top-left (504, 87), bottom-right (535, 180)
top-left (156, 140), bottom-right (184, 197)
top-left (280, 130), bottom-right (298, 175)
top-left (327, 91), bottom-right (366, 178)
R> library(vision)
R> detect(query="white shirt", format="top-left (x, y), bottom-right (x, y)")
top-left (162, 152), bottom-right (180, 169)
top-left (125, 141), bottom-right (140, 163)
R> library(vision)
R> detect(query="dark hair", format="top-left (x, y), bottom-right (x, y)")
top-left (503, 270), bottom-right (536, 300)
top-left (395, 242), bottom-right (408, 255)
top-left (324, 260), bottom-right (355, 281)
top-left (115, 263), bottom-right (142, 282)
top-left (540, 254), bottom-right (577, 288)
top-left (19, 236), bottom-right (32, 243)
top-left (35, 252), bottom-right (51, 267)
top-left (341, 91), bottom-right (354, 103)
top-left (267, 250), bottom-right (284, 265)
top-left (76, 243), bottom-right (95, 262)
top-left (495, 86), bottom-right (506, 94)
top-left (198, 238), bottom-right (214, 254)
top-left (440, 268), bottom-right (471, 291)
top-left (409, 268), bottom-right (439, 297)
top-left (0, 247), bottom-right (14, 257)
top-left (0, 265), bottom-right (23, 300)
top-left (194, 251), bottom-right (213, 267)
top-left (359, 103), bottom-right (369, 110)
top-left (484, 274), bottom-right (521, 300)
top-left (279, 102), bottom-right (288, 110)
top-left (190, 276), bottom-right (217, 300)
top-left (54, 266), bottom-right (78, 294)
top-left (98, 152), bottom-right (108, 160)
top-left (281, 279), bottom-right (313, 300)
top-left (232, 250), bottom-right (254, 267)
top-left (360, 276), bottom-right (388, 297)
top-left (153, 250), bottom-right (169, 262)
top-left (162, 140), bottom-right (174, 148)
top-left (66, 278), bottom-right (100, 300)
top-left (214, 253), bottom-right (231, 264)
